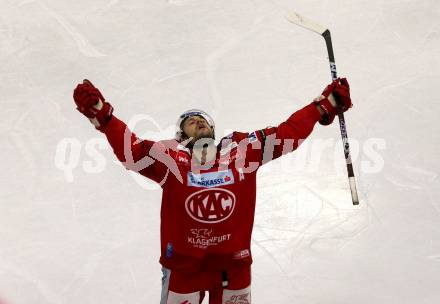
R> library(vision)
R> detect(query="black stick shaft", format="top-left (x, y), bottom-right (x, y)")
top-left (322, 30), bottom-right (359, 205)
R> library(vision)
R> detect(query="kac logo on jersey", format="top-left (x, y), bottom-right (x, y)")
top-left (185, 188), bottom-right (236, 223)
top-left (188, 170), bottom-right (234, 188)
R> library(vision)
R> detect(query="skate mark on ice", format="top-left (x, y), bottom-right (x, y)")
top-left (290, 185), bottom-right (372, 254)
top-left (251, 236), bottom-right (299, 296)
top-left (153, 69), bottom-right (204, 83)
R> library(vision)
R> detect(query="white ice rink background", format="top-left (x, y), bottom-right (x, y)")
top-left (1, 0), bottom-right (440, 303)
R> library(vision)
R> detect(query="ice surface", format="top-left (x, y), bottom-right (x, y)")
top-left (1, 0), bottom-right (440, 303)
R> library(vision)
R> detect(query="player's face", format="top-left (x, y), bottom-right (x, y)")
top-left (182, 115), bottom-right (213, 142)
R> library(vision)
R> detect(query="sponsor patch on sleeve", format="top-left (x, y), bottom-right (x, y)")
top-left (248, 131), bottom-right (258, 143)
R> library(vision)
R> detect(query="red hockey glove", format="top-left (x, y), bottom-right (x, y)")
top-left (73, 79), bottom-right (113, 131)
top-left (314, 78), bottom-right (353, 125)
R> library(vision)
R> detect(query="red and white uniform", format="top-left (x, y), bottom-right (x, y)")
top-left (101, 103), bottom-right (321, 303)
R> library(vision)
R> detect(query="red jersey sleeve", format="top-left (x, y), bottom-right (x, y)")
top-left (249, 102), bottom-right (321, 165)
top-left (101, 115), bottom-right (169, 184)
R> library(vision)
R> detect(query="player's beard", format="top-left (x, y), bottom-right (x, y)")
top-left (193, 127), bottom-right (213, 142)
top-left (181, 126), bottom-right (214, 149)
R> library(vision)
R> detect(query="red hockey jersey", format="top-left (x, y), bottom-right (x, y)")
top-left (102, 103), bottom-right (321, 273)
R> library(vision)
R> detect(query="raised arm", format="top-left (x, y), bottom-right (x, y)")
top-left (73, 79), bottom-right (169, 184)
top-left (250, 78), bottom-right (352, 164)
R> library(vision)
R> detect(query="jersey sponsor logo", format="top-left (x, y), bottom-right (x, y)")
top-left (185, 188), bottom-right (236, 223)
top-left (166, 242), bottom-right (173, 258)
top-left (176, 149), bottom-right (191, 166)
top-left (191, 228), bottom-right (212, 239)
top-left (188, 228), bottom-right (231, 249)
top-left (233, 249), bottom-right (250, 259)
top-left (187, 170), bottom-right (234, 188)
top-left (248, 131), bottom-right (257, 143)
top-left (178, 155), bottom-right (190, 164)
top-left (224, 290), bottom-right (251, 304)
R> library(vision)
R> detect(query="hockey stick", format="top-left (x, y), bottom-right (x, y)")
top-left (286, 12), bottom-right (359, 205)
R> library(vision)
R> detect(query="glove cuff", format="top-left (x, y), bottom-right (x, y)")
top-left (314, 98), bottom-right (336, 125)
top-left (89, 101), bottom-right (114, 131)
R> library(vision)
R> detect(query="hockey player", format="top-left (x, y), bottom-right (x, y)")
top-left (73, 78), bottom-right (352, 304)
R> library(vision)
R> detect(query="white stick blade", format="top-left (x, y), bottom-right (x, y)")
top-left (349, 176), bottom-right (359, 205)
top-left (286, 12), bottom-right (327, 35)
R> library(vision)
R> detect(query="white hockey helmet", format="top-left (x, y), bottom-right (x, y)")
top-left (175, 109), bottom-right (215, 141)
